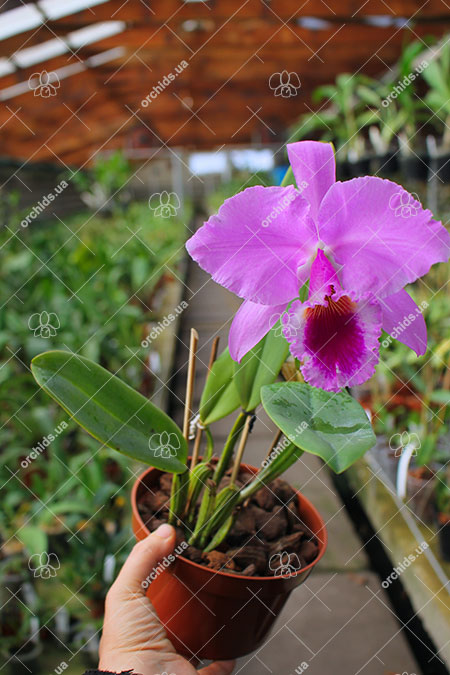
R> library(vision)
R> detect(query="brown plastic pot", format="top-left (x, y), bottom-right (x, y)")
top-left (131, 463), bottom-right (327, 661)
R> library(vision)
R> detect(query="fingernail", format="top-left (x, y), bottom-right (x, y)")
top-left (153, 523), bottom-right (174, 539)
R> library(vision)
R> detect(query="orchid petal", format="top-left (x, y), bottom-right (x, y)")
top-left (229, 300), bottom-right (285, 362)
top-left (380, 289), bottom-right (427, 356)
top-left (287, 141), bottom-right (336, 220)
top-left (318, 177), bottom-right (450, 297)
top-left (186, 185), bottom-right (315, 305)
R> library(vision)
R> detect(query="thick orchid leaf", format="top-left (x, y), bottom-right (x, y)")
top-left (234, 322), bottom-right (289, 411)
top-left (31, 350), bottom-right (187, 473)
top-left (261, 382), bottom-right (376, 473)
top-left (199, 347), bottom-right (241, 425)
top-left (429, 389), bottom-right (450, 406)
top-left (20, 526), bottom-right (48, 556)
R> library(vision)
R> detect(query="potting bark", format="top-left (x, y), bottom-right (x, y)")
top-left (137, 469), bottom-right (319, 577)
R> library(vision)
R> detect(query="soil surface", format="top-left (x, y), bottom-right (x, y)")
top-left (137, 469), bottom-right (319, 577)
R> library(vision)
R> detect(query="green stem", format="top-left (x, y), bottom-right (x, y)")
top-left (168, 469), bottom-right (190, 525)
top-left (213, 411), bottom-right (246, 484)
top-left (204, 427), bottom-right (214, 461)
top-left (185, 461), bottom-right (213, 527)
top-left (198, 485), bottom-right (240, 548)
top-left (280, 165), bottom-right (295, 187)
top-left (238, 444), bottom-right (304, 503)
top-left (188, 479), bottom-right (216, 546)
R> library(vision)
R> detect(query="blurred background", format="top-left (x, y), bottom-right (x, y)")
top-left (1, 1), bottom-right (450, 674)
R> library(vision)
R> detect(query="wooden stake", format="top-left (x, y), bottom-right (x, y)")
top-left (261, 429), bottom-right (282, 467)
top-left (183, 328), bottom-right (199, 441)
top-left (190, 336), bottom-right (220, 469)
top-left (207, 336), bottom-right (220, 371)
top-left (230, 415), bottom-right (253, 485)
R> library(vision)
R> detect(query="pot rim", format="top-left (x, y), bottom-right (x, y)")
top-left (132, 463), bottom-right (328, 582)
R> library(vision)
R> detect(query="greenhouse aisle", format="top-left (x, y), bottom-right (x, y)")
top-left (169, 255), bottom-right (419, 675)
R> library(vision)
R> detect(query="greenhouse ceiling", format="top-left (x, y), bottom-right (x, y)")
top-left (0, 0), bottom-right (449, 165)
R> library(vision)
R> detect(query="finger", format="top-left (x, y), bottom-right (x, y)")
top-left (199, 660), bottom-right (236, 675)
top-left (110, 523), bottom-right (176, 598)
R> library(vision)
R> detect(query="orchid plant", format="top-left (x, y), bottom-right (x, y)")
top-left (31, 141), bottom-right (450, 553)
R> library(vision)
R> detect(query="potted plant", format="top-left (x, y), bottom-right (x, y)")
top-left (435, 467), bottom-right (450, 562)
top-left (31, 140), bottom-right (450, 661)
top-left (355, 77), bottom-right (406, 177)
top-left (393, 40), bottom-right (430, 180)
top-left (290, 74), bottom-right (376, 177)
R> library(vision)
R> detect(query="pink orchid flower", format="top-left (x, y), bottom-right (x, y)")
top-left (186, 141), bottom-right (450, 391)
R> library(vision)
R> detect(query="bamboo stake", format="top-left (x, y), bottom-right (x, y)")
top-left (169, 329), bottom-right (198, 526)
top-left (261, 429), bottom-right (282, 467)
top-left (207, 336), bottom-right (220, 372)
top-left (190, 336), bottom-right (220, 469)
top-left (183, 328), bottom-right (199, 441)
top-left (230, 414), bottom-right (253, 485)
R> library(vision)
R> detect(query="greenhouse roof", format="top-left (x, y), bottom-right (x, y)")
top-left (0, 0), bottom-right (449, 165)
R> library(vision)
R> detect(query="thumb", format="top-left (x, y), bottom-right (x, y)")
top-left (110, 523), bottom-right (176, 599)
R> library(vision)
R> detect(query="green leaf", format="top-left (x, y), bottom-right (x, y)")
top-left (261, 382), bottom-right (376, 473)
top-left (234, 322), bottom-right (289, 411)
top-left (199, 348), bottom-right (241, 425)
top-left (20, 526), bottom-right (48, 556)
top-left (429, 389), bottom-right (450, 406)
top-left (31, 350), bottom-right (187, 473)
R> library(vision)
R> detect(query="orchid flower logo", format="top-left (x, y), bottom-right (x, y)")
top-left (270, 312), bottom-right (298, 338)
top-left (28, 311), bottom-right (60, 338)
top-left (28, 70), bottom-right (60, 97)
top-left (268, 551), bottom-right (301, 577)
top-left (155, 671), bottom-right (176, 675)
top-left (269, 70), bottom-right (301, 98)
top-left (148, 191), bottom-right (181, 218)
top-left (389, 431), bottom-right (421, 457)
top-left (149, 431), bottom-right (180, 458)
top-left (28, 552), bottom-right (60, 579)
top-left (389, 190), bottom-right (420, 218)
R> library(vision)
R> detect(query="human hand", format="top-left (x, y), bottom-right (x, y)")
top-left (99, 523), bottom-right (235, 675)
